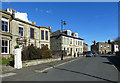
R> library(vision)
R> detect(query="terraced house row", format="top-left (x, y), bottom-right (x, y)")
top-left (0, 8), bottom-right (84, 59)
top-left (51, 30), bottom-right (83, 57)
top-left (0, 8), bottom-right (51, 59)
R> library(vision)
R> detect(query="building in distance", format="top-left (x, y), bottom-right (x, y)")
top-left (83, 43), bottom-right (88, 52)
top-left (50, 30), bottom-right (83, 57)
top-left (91, 40), bottom-right (112, 54)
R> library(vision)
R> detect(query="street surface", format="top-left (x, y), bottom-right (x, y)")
top-left (2, 55), bottom-right (119, 83)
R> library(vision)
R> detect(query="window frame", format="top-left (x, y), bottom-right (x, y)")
top-left (30, 28), bottom-right (35, 39)
top-left (70, 39), bottom-right (72, 44)
top-left (67, 48), bottom-right (69, 53)
top-left (1, 17), bottom-right (9, 32)
top-left (1, 39), bottom-right (9, 54)
top-left (67, 38), bottom-right (69, 44)
top-left (41, 44), bottom-right (44, 48)
top-left (76, 40), bottom-right (77, 45)
top-left (45, 31), bottom-right (48, 40)
top-left (41, 30), bottom-right (44, 40)
top-left (19, 25), bottom-right (24, 37)
top-left (64, 37), bottom-right (66, 44)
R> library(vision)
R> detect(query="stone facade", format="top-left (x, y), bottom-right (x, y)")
top-left (0, 8), bottom-right (51, 59)
top-left (91, 41), bottom-right (112, 54)
top-left (50, 30), bottom-right (83, 57)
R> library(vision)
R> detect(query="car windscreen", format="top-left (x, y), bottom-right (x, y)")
top-left (87, 52), bottom-right (92, 54)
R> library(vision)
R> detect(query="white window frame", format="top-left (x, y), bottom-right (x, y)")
top-left (70, 39), bottom-right (72, 44)
top-left (104, 46), bottom-right (106, 48)
top-left (19, 25), bottom-right (24, 37)
top-left (67, 38), bottom-right (69, 44)
top-left (67, 48), bottom-right (69, 53)
top-left (81, 48), bottom-right (82, 52)
top-left (64, 37), bottom-right (66, 44)
top-left (1, 17), bottom-right (9, 32)
top-left (76, 40), bottom-right (77, 45)
top-left (41, 44), bottom-right (44, 48)
top-left (1, 39), bottom-right (9, 54)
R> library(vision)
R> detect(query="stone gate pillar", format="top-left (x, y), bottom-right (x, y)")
top-left (14, 48), bottom-right (22, 69)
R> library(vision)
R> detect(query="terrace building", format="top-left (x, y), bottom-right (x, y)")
top-left (0, 8), bottom-right (51, 59)
top-left (50, 30), bottom-right (83, 57)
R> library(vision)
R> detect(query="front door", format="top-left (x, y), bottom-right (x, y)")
top-left (70, 48), bottom-right (72, 56)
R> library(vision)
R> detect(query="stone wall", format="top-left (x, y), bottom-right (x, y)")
top-left (22, 56), bottom-right (74, 67)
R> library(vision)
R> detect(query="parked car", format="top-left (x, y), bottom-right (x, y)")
top-left (92, 52), bottom-right (98, 57)
top-left (86, 52), bottom-right (93, 57)
top-left (108, 52), bottom-right (113, 54)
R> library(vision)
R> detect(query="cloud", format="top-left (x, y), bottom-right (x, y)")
top-left (15, 12), bottom-right (32, 23)
top-left (39, 9), bottom-right (52, 14)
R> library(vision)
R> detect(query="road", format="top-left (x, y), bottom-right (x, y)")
top-left (2, 55), bottom-right (119, 83)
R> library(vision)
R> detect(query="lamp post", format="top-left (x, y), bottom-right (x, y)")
top-left (61, 20), bottom-right (66, 60)
top-left (61, 20), bottom-right (66, 32)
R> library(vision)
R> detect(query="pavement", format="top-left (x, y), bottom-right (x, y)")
top-left (1, 55), bottom-right (119, 82)
top-left (1, 57), bottom-right (78, 76)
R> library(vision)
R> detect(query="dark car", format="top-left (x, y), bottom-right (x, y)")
top-left (108, 52), bottom-right (113, 54)
top-left (86, 52), bottom-right (93, 57)
top-left (92, 52), bottom-right (98, 57)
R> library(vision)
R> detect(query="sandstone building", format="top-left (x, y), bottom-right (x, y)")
top-left (50, 30), bottom-right (83, 57)
top-left (0, 8), bottom-right (51, 58)
top-left (91, 41), bottom-right (111, 54)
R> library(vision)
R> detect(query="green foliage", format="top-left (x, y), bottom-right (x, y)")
top-left (14, 45), bottom-right (19, 49)
top-left (116, 51), bottom-right (120, 60)
top-left (41, 45), bottom-right (52, 59)
top-left (22, 45), bottom-right (42, 61)
top-left (0, 58), bottom-right (13, 65)
top-left (22, 45), bottom-right (52, 61)
top-left (116, 51), bottom-right (120, 56)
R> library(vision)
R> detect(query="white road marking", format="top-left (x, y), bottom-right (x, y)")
top-left (35, 58), bottom-right (79, 73)
top-left (0, 73), bottom-right (16, 78)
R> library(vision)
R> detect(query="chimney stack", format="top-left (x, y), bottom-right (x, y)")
top-left (94, 40), bottom-right (96, 45)
top-left (32, 22), bottom-right (36, 25)
top-left (108, 40), bottom-right (111, 44)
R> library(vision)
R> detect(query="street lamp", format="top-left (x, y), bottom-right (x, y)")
top-left (61, 20), bottom-right (66, 60)
top-left (61, 20), bottom-right (66, 32)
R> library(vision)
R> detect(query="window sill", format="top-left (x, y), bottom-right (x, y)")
top-left (1, 53), bottom-right (9, 55)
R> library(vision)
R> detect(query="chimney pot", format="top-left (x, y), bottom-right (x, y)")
top-left (32, 22), bottom-right (36, 25)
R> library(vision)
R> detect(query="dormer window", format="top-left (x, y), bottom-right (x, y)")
top-left (68, 32), bottom-right (70, 35)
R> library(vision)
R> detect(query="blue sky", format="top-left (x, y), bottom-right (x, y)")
top-left (2, 2), bottom-right (118, 50)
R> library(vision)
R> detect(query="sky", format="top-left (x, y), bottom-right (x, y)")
top-left (1, 2), bottom-right (118, 50)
